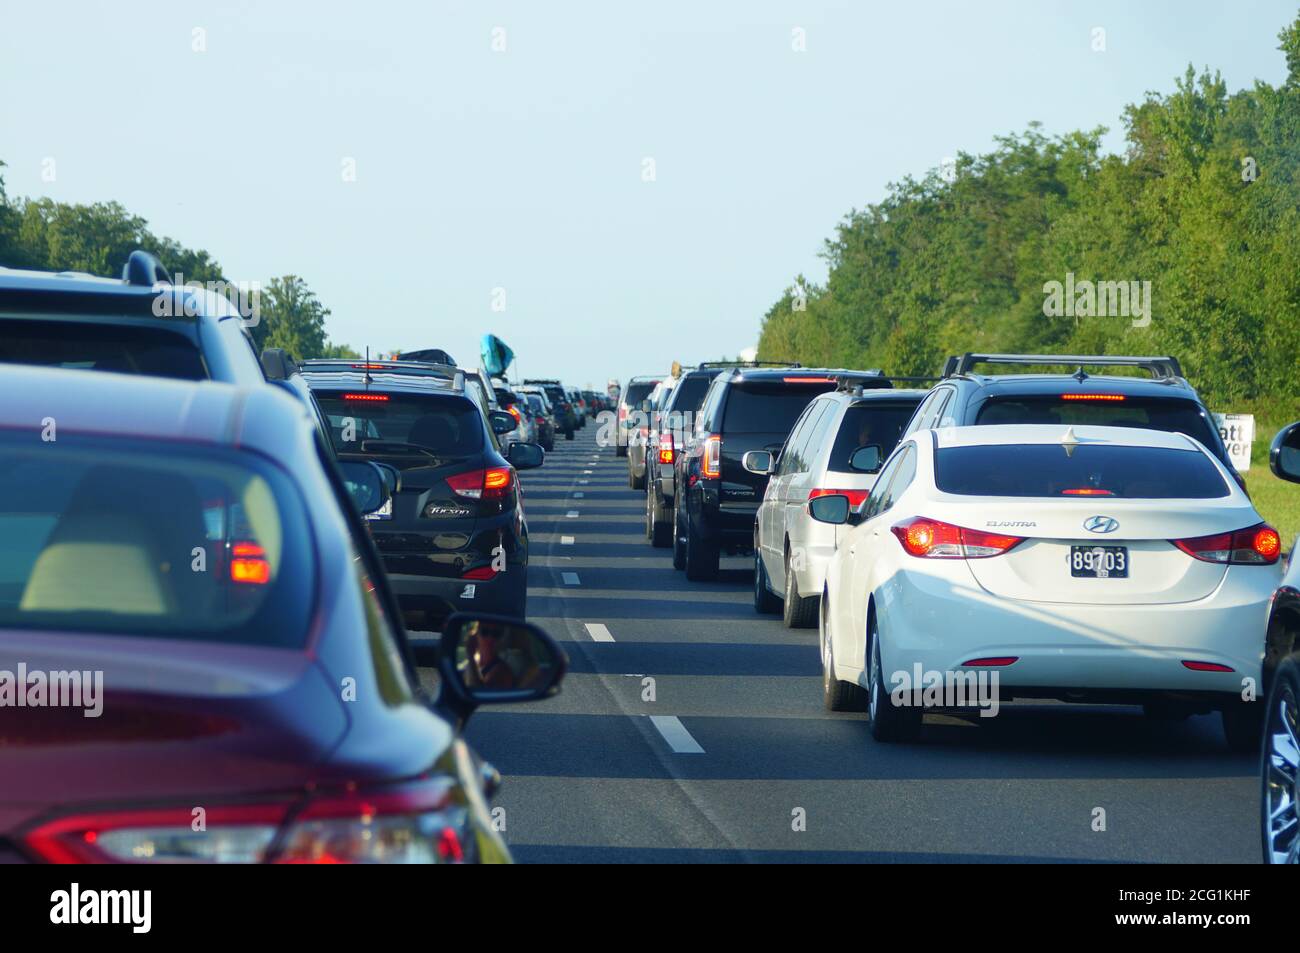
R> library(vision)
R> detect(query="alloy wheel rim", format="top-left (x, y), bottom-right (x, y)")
top-left (1264, 681), bottom-right (1300, 864)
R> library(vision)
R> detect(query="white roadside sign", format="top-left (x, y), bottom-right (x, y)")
top-left (1212, 413), bottom-right (1254, 472)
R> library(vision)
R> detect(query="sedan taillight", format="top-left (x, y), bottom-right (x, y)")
top-left (446, 467), bottom-right (514, 500)
top-left (891, 516), bottom-right (1025, 559)
top-left (1171, 522), bottom-right (1281, 565)
top-left (25, 780), bottom-right (468, 864)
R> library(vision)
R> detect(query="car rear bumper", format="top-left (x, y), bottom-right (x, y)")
top-left (877, 562), bottom-right (1274, 694)
top-left (387, 570), bottom-right (526, 620)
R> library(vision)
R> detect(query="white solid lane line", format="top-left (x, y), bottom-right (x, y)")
top-left (648, 716), bottom-right (705, 754)
top-left (584, 622), bottom-right (614, 642)
top-left (562, 572), bottom-right (581, 585)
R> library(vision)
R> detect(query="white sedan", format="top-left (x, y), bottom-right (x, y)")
top-left (813, 424), bottom-right (1283, 748)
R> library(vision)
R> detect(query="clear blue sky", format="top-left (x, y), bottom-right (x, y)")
top-left (1, 1), bottom-right (1293, 387)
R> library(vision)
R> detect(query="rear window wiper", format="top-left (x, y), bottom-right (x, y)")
top-left (359, 440), bottom-right (441, 463)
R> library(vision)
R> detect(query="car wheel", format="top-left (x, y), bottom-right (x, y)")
top-left (782, 551), bottom-right (818, 629)
top-left (683, 509), bottom-right (719, 581)
top-left (1261, 655), bottom-right (1299, 864)
top-left (649, 487), bottom-right (672, 548)
top-left (672, 500), bottom-right (687, 570)
top-left (565, 430), bottom-right (575, 440)
top-left (616, 442), bottom-right (627, 458)
top-left (1222, 697), bottom-right (1264, 753)
top-left (822, 593), bottom-right (866, 711)
top-left (753, 546), bottom-right (781, 614)
top-left (629, 461), bottom-right (645, 490)
top-left (867, 612), bottom-right (920, 742)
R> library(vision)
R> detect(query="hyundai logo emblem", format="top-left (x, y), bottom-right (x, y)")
top-left (1084, 515), bottom-right (1120, 534)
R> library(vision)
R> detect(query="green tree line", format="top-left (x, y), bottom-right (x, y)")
top-left (0, 167), bottom-right (357, 362)
top-left (757, 14), bottom-right (1300, 416)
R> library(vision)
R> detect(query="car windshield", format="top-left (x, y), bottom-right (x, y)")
top-left (975, 395), bottom-right (1221, 452)
top-left (622, 382), bottom-right (657, 407)
top-left (828, 401), bottom-right (921, 473)
top-left (315, 391), bottom-right (484, 461)
top-left (0, 433), bottom-right (312, 646)
top-left (935, 444), bottom-right (1230, 499)
top-left (0, 318), bottom-right (207, 380)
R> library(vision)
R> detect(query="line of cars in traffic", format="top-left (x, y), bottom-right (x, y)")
top-left (625, 354), bottom-right (1300, 864)
top-left (0, 252), bottom-right (598, 864)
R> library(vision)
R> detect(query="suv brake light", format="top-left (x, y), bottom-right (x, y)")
top-left (1171, 523), bottom-right (1280, 565)
top-left (891, 516), bottom-right (1024, 559)
top-left (658, 433), bottom-right (674, 464)
top-left (1059, 393), bottom-right (1125, 401)
top-left (701, 434), bottom-right (722, 479)
top-left (446, 467), bottom-right (514, 500)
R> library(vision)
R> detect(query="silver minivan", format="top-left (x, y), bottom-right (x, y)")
top-left (748, 386), bottom-right (925, 627)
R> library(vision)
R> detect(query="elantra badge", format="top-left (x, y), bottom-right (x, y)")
top-left (1084, 515), bottom-right (1119, 534)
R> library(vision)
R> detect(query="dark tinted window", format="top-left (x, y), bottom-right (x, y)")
top-left (935, 444), bottom-right (1230, 498)
top-left (0, 318), bottom-right (206, 379)
top-left (0, 433), bottom-right (312, 646)
top-left (828, 401), bottom-right (921, 473)
top-left (975, 396), bottom-right (1220, 451)
top-left (622, 381), bottom-right (658, 408)
top-left (722, 381), bottom-right (836, 434)
top-left (316, 392), bottom-right (484, 462)
top-left (667, 375), bottom-right (716, 414)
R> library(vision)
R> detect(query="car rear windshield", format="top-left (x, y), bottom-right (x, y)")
top-left (935, 444), bottom-right (1230, 499)
top-left (668, 375), bottom-right (715, 414)
top-left (828, 401), bottom-right (922, 472)
top-left (315, 392), bottom-right (484, 463)
top-left (722, 381), bottom-right (836, 434)
top-left (975, 395), bottom-right (1221, 452)
top-left (0, 433), bottom-right (313, 646)
top-left (0, 318), bottom-right (206, 379)
top-left (622, 381), bottom-right (657, 408)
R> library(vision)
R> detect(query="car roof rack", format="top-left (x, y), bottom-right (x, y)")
top-left (942, 353), bottom-right (1183, 380)
top-left (699, 359), bottom-right (801, 368)
top-left (832, 371), bottom-right (892, 392)
top-left (121, 250), bottom-right (172, 287)
top-left (299, 358), bottom-right (465, 390)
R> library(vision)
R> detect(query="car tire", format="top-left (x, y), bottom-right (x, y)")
top-left (867, 613), bottom-right (920, 742)
top-left (616, 443), bottom-right (627, 458)
top-left (782, 552), bottom-right (818, 629)
top-left (753, 547), bottom-right (781, 614)
top-left (672, 500), bottom-right (687, 570)
top-left (648, 486), bottom-right (672, 548)
top-left (1261, 655), bottom-right (1300, 863)
top-left (823, 595), bottom-right (867, 711)
top-left (683, 510), bottom-right (719, 581)
top-left (565, 428), bottom-right (575, 441)
top-left (1222, 698), bottom-right (1264, 753)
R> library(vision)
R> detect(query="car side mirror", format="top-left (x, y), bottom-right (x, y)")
top-left (438, 613), bottom-right (567, 713)
top-left (1271, 422), bottom-right (1300, 484)
top-left (507, 441), bottom-right (545, 470)
top-left (848, 444), bottom-right (883, 473)
top-left (488, 410), bottom-right (518, 435)
top-left (808, 494), bottom-right (851, 525)
top-left (742, 450), bottom-right (773, 475)
top-left (337, 460), bottom-right (389, 516)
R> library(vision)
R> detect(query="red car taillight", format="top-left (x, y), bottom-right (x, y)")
top-left (25, 780), bottom-right (468, 864)
top-left (658, 433), bottom-right (674, 464)
top-left (446, 467), bottom-right (514, 500)
top-left (890, 516), bottom-right (1025, 559)
top-left (701, 434), bottom-right (721, 479)
top-left (461, 565), bottom-right (499, 580)
top-left (1171, 522), bottom-right (1281, 565)
top-left (507, 405), bottom-right (522, 424)
top-left (809, 488), bottom-right (869, 507)
top-left (230, 542), bottom-right (271, 584)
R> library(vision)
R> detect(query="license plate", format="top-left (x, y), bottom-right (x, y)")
top-left (1070, 545), bottom-right (1128, 578)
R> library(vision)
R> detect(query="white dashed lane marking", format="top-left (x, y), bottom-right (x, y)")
top-left (562, 572), bottom-right (581, 585)
top-left (561, 535), bottom-right (575, 545)
top-left (584, 623), bottom-right (615, 642)
top-left (648, 716), bottom-right (705, 754)
top-left (566, 510), bottom-right (580, 518)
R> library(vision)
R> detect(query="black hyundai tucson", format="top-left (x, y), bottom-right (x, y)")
top-left (301, 361), bottom-right (543, 626)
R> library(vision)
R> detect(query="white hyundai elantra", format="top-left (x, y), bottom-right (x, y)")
top-left (813, 424), bottom-right (1283, 748)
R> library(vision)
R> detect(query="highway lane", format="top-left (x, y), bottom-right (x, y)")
top-left (457, 426), bottom-right (1261, 863)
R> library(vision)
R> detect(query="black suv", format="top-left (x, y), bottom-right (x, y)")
top-left (301, 360), bottom-right (543, 626)
top-left (0, 250), bottom-right (265, 386)
top-left (523, 379), bottom-right (576, 439)
top-left (673, 366), bottom-right (884, 579)
top-left (644, 364), bottom-right (731, 546)
top-left (902, 353), bottom-right (1242, 486)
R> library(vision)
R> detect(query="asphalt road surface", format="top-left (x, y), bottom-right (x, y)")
top-left (455, 426), bottom-right (1260, 863)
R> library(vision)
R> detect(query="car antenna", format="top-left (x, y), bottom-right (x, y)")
top-left (1073, 365), bottom-right (1089, 382)
top-left (1061, 425), bottom-right (1081, 457)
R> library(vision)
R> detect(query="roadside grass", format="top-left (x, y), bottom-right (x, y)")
top-left (1239, 404), bottom-right (1299, 553)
